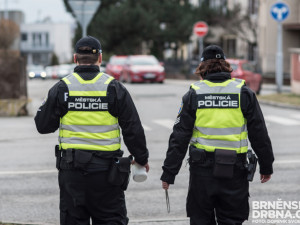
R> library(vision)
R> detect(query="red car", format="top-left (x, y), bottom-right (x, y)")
top-left (105, 55), bottom-right (127, 80)
top-left (227, 59), bottom-right (263, 94)
top-left (120, 55), bottom-right (165, 83)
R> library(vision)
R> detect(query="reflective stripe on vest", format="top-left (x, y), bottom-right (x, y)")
top-left (190, 78), bottom-right (248, 154)
top-left (59, 72), bottom-right (121, 151)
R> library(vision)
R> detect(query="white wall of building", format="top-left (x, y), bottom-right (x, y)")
top-left (21, 22), bottom-right (73, 65)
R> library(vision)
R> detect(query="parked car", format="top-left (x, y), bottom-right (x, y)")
top-left (120, 55), bottom-right (165, 83)
top-left (57, 64), bottom-right (74, 79)
top-left (27, 65), bottom-right (46, 79)
top-left (105, 56), bottom-right (127, 80)
top-left (45, 66), bottom-right (58, 79)
top-left (227, 59), bottom-right (263, 94)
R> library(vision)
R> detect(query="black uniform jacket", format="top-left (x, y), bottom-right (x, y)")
top-left (161, 72), bottom-right (274, 184)
top-left (35, 65), bottom-right (149, 166)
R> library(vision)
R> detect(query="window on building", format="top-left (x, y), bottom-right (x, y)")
top-left (248, 42), bottom-right (257, 61)
top-left (38, 33), bottom-right (42, 46)
top-left (223, 38), bottom-right (236, 58)
top-left (248, 0), bottom-right (258, 15)
top-left (45, 33), bottom-right (49, 46)
top-left (32, 33), bottom-right (36, 46)
top-left (21, 33), bottom-right (27, 41)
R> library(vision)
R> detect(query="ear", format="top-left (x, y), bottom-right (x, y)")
top-left (73, 54), bottom-right (77, 64)
top-left (98, 53), bottom-right (102, 64)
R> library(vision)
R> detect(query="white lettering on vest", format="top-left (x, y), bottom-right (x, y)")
top-left (64, 93), bottom-right (68, 101)
top-left (68, 102), bottom-right (108, 110)
top-left (68, 102), bottom-right (74, 108)
top-left (198, 100), bottom-right (238, 108)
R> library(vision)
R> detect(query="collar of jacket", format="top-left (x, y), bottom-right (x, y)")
top-left (74, 65), bottom-right (100, 73)
top-left (204, 72), bottom-right (231, 82)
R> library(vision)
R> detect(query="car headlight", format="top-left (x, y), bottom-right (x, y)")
top-left (41, 72), bottom-right (46, 78)
top-left (29, 72), bottom-right (35, 78)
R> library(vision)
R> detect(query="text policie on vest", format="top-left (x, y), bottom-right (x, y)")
top-left (68, 96), bottom-right (109, 111)
top-left (197, 94), bottom-right (239, 109)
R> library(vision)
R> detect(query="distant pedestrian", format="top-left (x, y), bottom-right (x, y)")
top-left (161, 45), bottom-right (274, 225)
top-left (35, 36), bottom-right (149, 225)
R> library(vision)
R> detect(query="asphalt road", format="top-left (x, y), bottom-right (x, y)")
top-left (0, 79), bottom-right (299, 225)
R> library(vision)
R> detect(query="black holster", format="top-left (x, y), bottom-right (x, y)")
top-left (108, 156), bottom-right (133, 191)
top-left (189, 145), bottom-right (206, 164)
top-left (213, 149), bottom-right (237, 179)
top-left (245, 149), bottom-right (258, 181)
top-left (55, 145), bottom-right (61, 170)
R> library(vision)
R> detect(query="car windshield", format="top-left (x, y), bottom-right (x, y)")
top-left (110, 57), bottom-right (126, 65)
top-left (230, 63), bottom-right (238, 71)
top-left (130, 56), bottom-right (159, 65)
top-left (27, 65), bottom-right (44, 73)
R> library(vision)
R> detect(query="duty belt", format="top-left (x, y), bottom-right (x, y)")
top-left (205, 151), bottom-right (247, 162)
top-left (58, 149), bottom-right (112, 170)
top-left (189, 146), bottom-right (247, 166)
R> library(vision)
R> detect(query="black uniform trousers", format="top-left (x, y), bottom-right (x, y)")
top-left (187, 165), bottom-right (249, 225)
top-left (59, 169), bottom-right (129, 225)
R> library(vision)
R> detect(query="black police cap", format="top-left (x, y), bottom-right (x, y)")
top-left (200, 45), bottom-right (226, 62)
top-left (75, 36), bottom-right (102, 54)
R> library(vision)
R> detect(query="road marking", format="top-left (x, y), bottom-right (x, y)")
top-left (275, 160), bottom-right (300, 164)
top-left (291, 114), bottom-right (300, 120)
top-left (142, 124), bottom-right (152, 131)
top-left (264, 115), bottom-right (300, 125)
top-left (0, 170), bottom-right (57, 175)
top-left (153, 119), bottom-right (174, 129)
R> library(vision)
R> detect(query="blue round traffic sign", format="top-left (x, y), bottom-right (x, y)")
top-left (270, 2), bottom-right (289, 22)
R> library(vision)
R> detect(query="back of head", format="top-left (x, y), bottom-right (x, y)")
top-left (74, 36), bottom-right (102, 65)
top-left (195, 45), bottom-right (232, 79)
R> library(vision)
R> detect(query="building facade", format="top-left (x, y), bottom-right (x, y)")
top-left (20, 21), bottom-right (73, 66)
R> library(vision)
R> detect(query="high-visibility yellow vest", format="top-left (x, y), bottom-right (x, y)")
top-left (59, 72), bottom-right (121, 151)
top-left (190, 78), bottom-right (248, 154)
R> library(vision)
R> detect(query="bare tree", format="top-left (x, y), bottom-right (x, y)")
top-left (0, 19), bottom-right (20, 50)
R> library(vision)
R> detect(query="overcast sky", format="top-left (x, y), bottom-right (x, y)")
top-left (0, 0), bottom-right (75, 23)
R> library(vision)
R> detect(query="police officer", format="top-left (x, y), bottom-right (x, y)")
top-left (160, 45), bottom-right (274, 225)
top-left (35, 36), bottom-right (149, 225)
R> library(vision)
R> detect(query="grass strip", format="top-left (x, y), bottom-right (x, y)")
top-left (258, 93), bottom-right (300, 106)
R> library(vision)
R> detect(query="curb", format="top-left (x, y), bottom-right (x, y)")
top-left (258, 99), bottom-right (300, 110)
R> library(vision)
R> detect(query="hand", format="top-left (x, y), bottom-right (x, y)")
top-left (162, 181), bottom-right (169, 190)
top-left (260, 174), bottom-right (271, 183)
top-left (144, 163), bottom-right (149, 172)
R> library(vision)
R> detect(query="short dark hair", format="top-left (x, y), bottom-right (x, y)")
top-left (195, 59), bottom-right (233, 79)
top-left (75, 47), bottom-right (99, 65)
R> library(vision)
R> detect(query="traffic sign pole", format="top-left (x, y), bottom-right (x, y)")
top-left (193, 21), bottom-right (208, 62)
top-left (270, 2), bottom-right (289, 93)
top-left (276, 22), bottom-right (283, 93)
top-left (199, 38), bottom-right (203, 63)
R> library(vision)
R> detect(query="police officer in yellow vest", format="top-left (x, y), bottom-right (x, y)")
top-left (161, 45), bottom-right (274, 225)
top-left (35, 36), bottom-right (149, 225)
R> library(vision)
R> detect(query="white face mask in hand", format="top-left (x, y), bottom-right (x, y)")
top-left (132, 163), bottom-right (147, 182)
